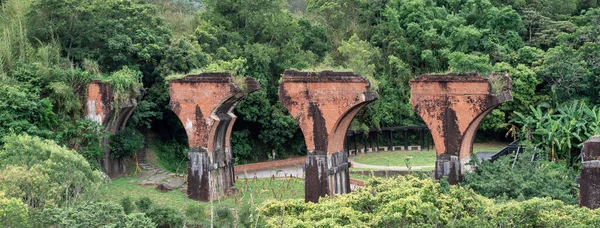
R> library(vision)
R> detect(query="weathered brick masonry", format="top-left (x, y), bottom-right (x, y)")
top-left (410, 73), bottom-right (512, 184)
top-left (169, 73), bottom-right (260, 201)
top-left (86, 80), bottom-right (137, 177)
top-left (279, 70), bottom-right (378, 203)
top-left (579, 137), bottom-right (600, 209)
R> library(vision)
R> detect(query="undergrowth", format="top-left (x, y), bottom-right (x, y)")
top-left (149, 141), bottom-right (188, 173)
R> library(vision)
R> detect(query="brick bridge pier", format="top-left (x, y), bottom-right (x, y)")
top-left (579, 137), bottom-right (600, 209)
top-left (410, 73), bottom-right (512, 184)
top-left (169, 73), bottom-right (260, 201)
top-left (279, 70), bottom-right (378, 203)
top-left (86, 80), bottom-right (137, 177)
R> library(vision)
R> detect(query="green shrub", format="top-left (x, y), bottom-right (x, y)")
top-left (214, 206), bottom-right (235, 227)
top-left (126, 213), bottom-right (156, 227)
top-left (0, 133), bottom-right (101, 208)
top-left (0, 191), bottom-right (30, 228)
top-left (236, 203), bottom-right (255, 228)
top-left (121, 196), bottom-right (134, 215)
top-left (133, 197), bottom-right (189, 227)
top-left (0, 83), bottom-right (55, 140)
top-left (34, 202), bottom-right (154, 228)
top-left (135, 197), bottom-right (153, 212)
top-left (56, 118), bottom-right (107, 161)
top-left (185, 203), bottom-right (207, 226)
top-left (511, 100), bottom-right (600, 161)
top-left (231, 129), bottom-right (254, 164)
top-left (109, 127), bottom-right (144, 159)
top-left (151, 141), bottom-right (188, 173)
top-left (257, 176), bottom-right (600, 227)
top-left (146, 205), bottom-right (184, 228)
top-left (104, 66), bottom-right (143, 107)
top-left (463, 152), bottom-right (578, 204)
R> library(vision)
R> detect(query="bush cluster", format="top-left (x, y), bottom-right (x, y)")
top-left (34, 202), bottom-right (155, 228)
top-left (463, 152), bottom-right (579, 204)
top-left (150, 141), bottom-right (188, 173)
top-left (258, 176), bottom-right (600, 227)
top-left (109, 127), bottom-right (145, 159)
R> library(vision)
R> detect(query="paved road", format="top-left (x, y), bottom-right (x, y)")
top-left (236, 164), bottom-right (305, 179)
top-left (475, 152), bottom-right (496, 162)
top-left (349, 160), bottom-right (435, 171)
top-left (234, 159), bottom-right (435, 179)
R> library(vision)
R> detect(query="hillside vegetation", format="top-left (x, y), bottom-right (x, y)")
top-left (2, 0), bottom-right (600, 227)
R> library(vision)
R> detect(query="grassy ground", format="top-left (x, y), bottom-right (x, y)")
top-left (472, 142), bottom-right (509, 153)
top-left (97, 174), bottom-right (304, 211)
top-left (352, 142), bottom-right (506, 167)
top-left (101, 142), bottom-right (504, 213)
top-left (350, 173), bottom-right (375, 181)
top-left (353, 151), bottom-right (436, 167)
top-left (349, 172), bottom-right (402, 181)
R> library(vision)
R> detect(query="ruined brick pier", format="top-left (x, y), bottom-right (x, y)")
top-left (410, 73), bottom-right (512, 184)
top-left (579, 137), bottom-right (600, 209)
top-left (169, 73), bottom-right (260, 201)
top-left (86, 80), bottom-right (137, 177)
top-left (279, 70), bottom-right (378, 203)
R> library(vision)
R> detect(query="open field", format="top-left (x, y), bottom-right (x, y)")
top-left (98, 174), bottom-right (304, 211)
top-left (352, 142), bottom-right (507, 167)
top-left (97, 142), bottom-right (505, 211)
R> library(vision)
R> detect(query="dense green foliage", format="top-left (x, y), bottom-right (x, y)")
top-left (144, 205), bottom-right (184, 228)
top-left (35, 202), bottom-right (155, 227)
top-left (0, 134), bottom-right (101, 208)
top-left (109, 127), bottom-right (144, 159)
top-left (29, 0), bottom-right (171, 73)
top-left (3, 0), bottom-right (600, 225)
top-left (258, 176), bottom-right (600, 227)
top-left (134, 197), bottom-right (153, 212)
top-left (149, 141), bottom-right (188, 173)
top-left (0, 134), bottom-right (150, 227)
top-left (512, 100), bottom-right (600, 161)
top-left (0, 81), bottom-right (55, 139)
top-left (0, 191), bottom-right (30, 228)
top-left (464, 153), bottom-right (579, 204)
top-left (0, 133), bottom-right (180, 227)
top-left (121, 196), bottom-right (135, 215)
top-left (2, 0), bottom-right (600, 163)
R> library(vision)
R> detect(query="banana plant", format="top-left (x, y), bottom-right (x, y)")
top-left (510, 100), bottom-right (600, 161)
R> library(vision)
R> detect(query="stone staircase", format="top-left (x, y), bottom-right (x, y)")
top-left (136, 148), bottom-right (174, 176)
top-left (135, 147), bottom-right (186, 193)
top-left (137, 148), bottom-right (147, 164)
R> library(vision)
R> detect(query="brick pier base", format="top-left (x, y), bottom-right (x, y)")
top-left (580, 137), bottom-right (600, 209)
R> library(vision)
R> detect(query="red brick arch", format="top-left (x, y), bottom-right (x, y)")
top-left (169, 73), bottom-right (260, 201)
top-left (410, 73), bottom-right (512, 183)
top-left (279, 70), bottom-right (378, 203)
top-left (86, 81), bottom-right (137, 177)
